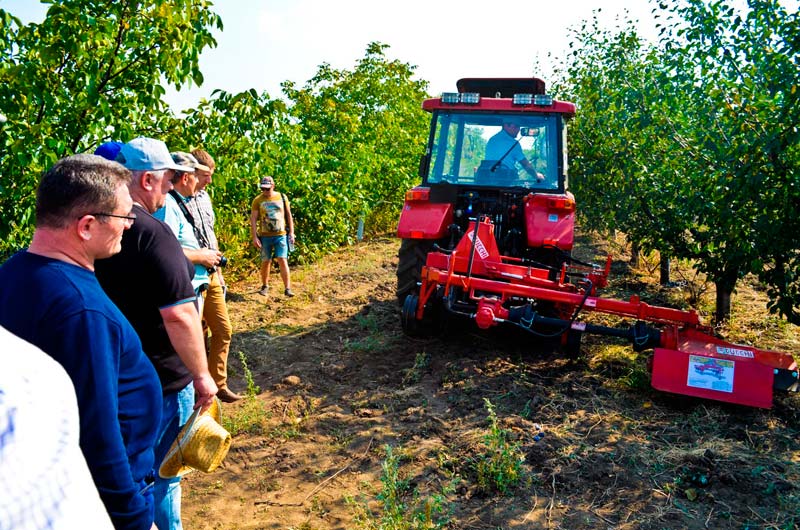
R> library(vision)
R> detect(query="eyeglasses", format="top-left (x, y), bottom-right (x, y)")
top-left (89, 212), bottom-right (137, 224)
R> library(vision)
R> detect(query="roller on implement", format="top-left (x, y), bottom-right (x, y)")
top-left (396, 77), bottom-right (799, 409)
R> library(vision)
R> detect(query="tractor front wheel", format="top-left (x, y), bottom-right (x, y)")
top-left (396, 238), bottom-right (435, 305)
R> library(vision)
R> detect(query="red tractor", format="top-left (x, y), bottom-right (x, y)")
top-left (396, 77), bottom-right (798, 409)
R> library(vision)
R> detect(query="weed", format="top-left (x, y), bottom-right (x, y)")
top-left (402, 351), bottom-right (430, 384)
top-left (470, 399), bottom-right (526, 495)
top-left (355, 312), bottom-right (381, 333)
top-left (519, 399), bottom-right (532, 419)
top-left (307, 495), bottom-right (328, 518)
top-left (239, 350), bottom-right (261, 396)
top-left (347, 445), bottom-right (454, 530)
top-left (330, 427), bottom-right (355, 449)
top-left (619, 360), bottom-right (651, 390)
top-left (222, 351), bottom-right (269, 435)
top-left (346, 334), bottom-right (383, 353)
top-left (269, 422), bottom-right (302, 440)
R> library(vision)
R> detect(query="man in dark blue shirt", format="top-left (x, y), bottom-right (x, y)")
top-left (0, 154), bottom-right (162, 530)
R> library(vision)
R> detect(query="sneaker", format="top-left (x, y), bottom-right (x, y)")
top-left (258, 285), bottom-right (269, 296)
top-left (217, 387), bottom-right (244, 403)
top-left (284, 288), bottom-right (294, 297)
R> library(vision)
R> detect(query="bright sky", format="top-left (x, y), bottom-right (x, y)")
top-left (2, 0), bottom-right (662, 111)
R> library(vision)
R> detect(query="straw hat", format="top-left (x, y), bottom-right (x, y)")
top-left (158, 398), bottom-right (231, 479)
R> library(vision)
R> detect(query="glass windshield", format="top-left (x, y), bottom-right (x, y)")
top-left (425, 111), bottom-right (560, 191)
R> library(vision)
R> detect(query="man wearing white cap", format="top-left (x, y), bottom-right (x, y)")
top-left (95, 137), bottom-right (217, 530)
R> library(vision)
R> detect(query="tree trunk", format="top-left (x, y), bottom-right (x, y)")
top-left (715, 283), bottom-right (733, 323)
top-left (714, 268), bottom-right (739, 323)
top-left (660, 256), bottom-right (670, 286)
top-left (630, 241), bottom-right (640, 269)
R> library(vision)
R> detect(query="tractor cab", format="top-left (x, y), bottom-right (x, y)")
top-left (423, 110), bottom-right (563, 191)
top-left (397, 77), bottom-right (577, 303)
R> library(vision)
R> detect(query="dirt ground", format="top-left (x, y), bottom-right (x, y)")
top-left (182, 235), bottom-right (800, 530)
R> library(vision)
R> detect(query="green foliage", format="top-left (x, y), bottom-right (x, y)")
top-left (0, 0), bottom-right (222, 256)
top-left (470, 399), bottom-right (526, 494)
top-left (222, 351), bottom-right (267, 436)
top-left (163, 88), bottom-right (296, 272)
top-left (560, 0), bottom-right (800, 322)
top-left (402, 351), bottom-right (431, 384)
top-left (347, 445), bottom-right (454, 530)
top-left (283, 42), bottom-right (430, 251)
top-left (0, 3), bottom-right (428, 272)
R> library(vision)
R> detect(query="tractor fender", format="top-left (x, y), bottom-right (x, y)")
top-left (524, 192), bottom-right (576, 251)
top-left (396, 197), bottom-right (453, 239)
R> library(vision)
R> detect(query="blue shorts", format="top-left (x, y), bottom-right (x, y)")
top-left (260, 235), bottom-right (288, 261)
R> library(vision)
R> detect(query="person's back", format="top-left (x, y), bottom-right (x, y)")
top-left (0, 325), bottom-right (114, 530)
top-left (94, 137), bottom-right (218, 530)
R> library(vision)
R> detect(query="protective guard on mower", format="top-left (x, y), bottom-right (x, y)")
top-left (396, 77), bottom-right (798, 409)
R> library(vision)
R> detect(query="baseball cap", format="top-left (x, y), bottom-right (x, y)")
top-left (171, 151), bottom-right (210, 172)
top-left (118, 137), bottom-right (194, 172)
top-left (259, 176), bottom-right (274, 188)
top-left (93, 141), bottom-right (124, 161)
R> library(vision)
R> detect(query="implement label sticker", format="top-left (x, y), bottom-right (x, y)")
top-left (466, 231), bottom-right (489, 259)
top-left (687, 355), bottom-right (734, 393)
top-left (715, 346), bottom-right (755, 359)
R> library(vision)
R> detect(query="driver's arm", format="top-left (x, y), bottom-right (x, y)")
top-left (520, 158), bottom-right (545, 181)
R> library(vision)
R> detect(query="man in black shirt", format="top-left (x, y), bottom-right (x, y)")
top-left (95, 137), bottom-right (217, 530)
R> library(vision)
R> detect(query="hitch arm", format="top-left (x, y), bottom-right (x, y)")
top-left (506, 307), bottom-right (662, 351)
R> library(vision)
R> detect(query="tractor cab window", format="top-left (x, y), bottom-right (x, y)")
top-left (425, 111), bottom-right (561, 191)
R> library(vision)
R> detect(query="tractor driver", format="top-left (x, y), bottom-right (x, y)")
top-left (484, 118), bottom-right (544, 181)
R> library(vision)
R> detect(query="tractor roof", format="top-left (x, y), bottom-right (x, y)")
top-left (456, 77), bottom-right (546, 97)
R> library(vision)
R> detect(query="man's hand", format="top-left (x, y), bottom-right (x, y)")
top-left (193, 372), bottom-right (218, 411)
top-left (197, 248), bottom-right (221, 269)
top-left (252, 237), bottom-right (262, 249)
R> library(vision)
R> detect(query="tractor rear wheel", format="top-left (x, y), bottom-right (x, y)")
top-left (396, 238), bottom-right (435, 305)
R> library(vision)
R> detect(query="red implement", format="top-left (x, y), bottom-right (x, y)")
top-left (406, 218), bottom-right (799, 409)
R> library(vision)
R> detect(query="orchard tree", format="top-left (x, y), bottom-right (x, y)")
top-left (563, 0), bottom-right (800, 322)
top-left (164, 88), bottom-right (302, 265)
top-left (0, 0), bottom-right (221, 256)
top-left (652, 0), bottom-right (800, 322)
top-left (283, 42), bottom-right (430, 246)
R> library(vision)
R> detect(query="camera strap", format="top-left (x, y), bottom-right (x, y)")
top-left (168, 190), bottom-right (210, 249)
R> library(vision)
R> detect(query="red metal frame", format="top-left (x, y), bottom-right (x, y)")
top-left (396, 191), bottom-right (453, 239)
top-left (411, 218), bottom-right (798, 409)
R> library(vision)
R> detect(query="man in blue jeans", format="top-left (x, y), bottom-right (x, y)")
top-left (96, 137), bottom-right (217, 530)
top-left (250, 175), bottom-right (295, 297)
